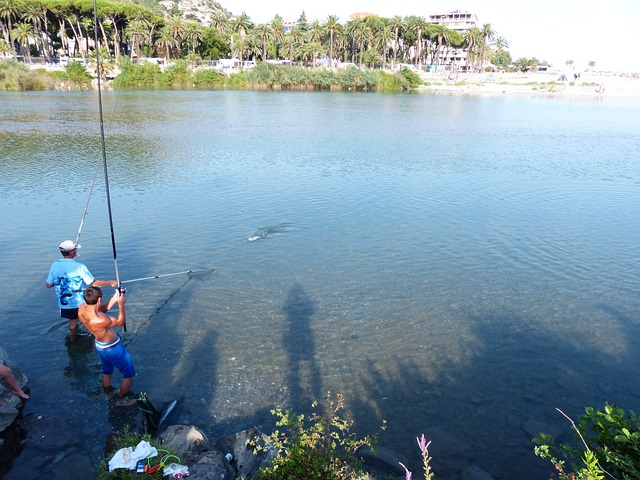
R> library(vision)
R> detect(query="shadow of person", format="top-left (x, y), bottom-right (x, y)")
top-left (282, 283), bottom-right (322, 409)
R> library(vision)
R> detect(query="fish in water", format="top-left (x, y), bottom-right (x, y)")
top-left (247, 223), bottom-right (292, 242)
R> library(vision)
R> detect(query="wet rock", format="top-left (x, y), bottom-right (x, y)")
top-left (18, 414), bottom-right (80, 451)
top-left (358, 445), bottom-right (405, 477)
top-left (522, 419), bottom-right (562, 439)
top-left (41, 452), bottom-right (94, 480)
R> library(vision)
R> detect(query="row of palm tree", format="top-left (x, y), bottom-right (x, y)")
top-left (0, 0), bottom-right (508, 71)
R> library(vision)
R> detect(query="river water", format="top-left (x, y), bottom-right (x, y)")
top-left (1, 89), bottom-right (639, 479)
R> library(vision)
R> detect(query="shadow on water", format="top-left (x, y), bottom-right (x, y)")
top-left (282, 283), bottom-right (322, 410)
top-left (344, 305), bottom-right (640, 480)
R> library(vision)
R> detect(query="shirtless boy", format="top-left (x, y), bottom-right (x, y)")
top-left (78, 287), bottom-right (137, 407)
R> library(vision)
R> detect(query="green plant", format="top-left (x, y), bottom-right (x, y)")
top-left (534, 404), bottom-right (640, 480)
top-left (251, 393), bottom-right (386, 480)
top-left (65, 60), bottom-right (91, 84)
top-left (398, 67), bottom-right (421, 88)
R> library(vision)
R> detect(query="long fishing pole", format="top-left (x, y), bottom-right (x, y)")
top-left (93, 0), bottom-right (125, 331)
top-left (121, 268), bottom-right (216, 285)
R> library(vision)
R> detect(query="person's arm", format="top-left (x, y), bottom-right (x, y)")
top-left (92, 279), bottom-right (118, 288)
top-left (45, 282), bottom-right (53, 288)
top-left (99, 290), bottom-right (121, 313)
top-left (110, 294), bottom-right (126, 327)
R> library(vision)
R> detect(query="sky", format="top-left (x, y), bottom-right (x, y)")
top-left (223, 0), bottom-right (640, 72)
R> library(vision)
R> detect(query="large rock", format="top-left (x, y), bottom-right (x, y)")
top-left (159, 425), bottom-right (210, 462)
top-left (213, 427), bottom-right (277, 480)
top-left (0, 347), bottom-right (28, 433)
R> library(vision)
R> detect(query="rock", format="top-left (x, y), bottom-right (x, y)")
top-left (213, 427), bottom-right (276, 480)
top-left (189, 451), bottom-right (235, 480)
top-left (159, 425), bottom-right (209, 462)
top-left (522, 419), bottom-right (562, 439)
top-left (358, 445), bottom-right (406, 477)
top-left (0, 347), bottom-right (28, 433)
top-left (18, 414), bottom-right (81, 451)
top-left (460, 465), bottom-right (497, 480)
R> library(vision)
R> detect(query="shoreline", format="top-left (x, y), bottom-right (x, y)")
top-left (418, 72), bottom-right (640, 98)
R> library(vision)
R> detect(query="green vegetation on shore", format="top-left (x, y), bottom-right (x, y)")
top-left (0, 57), bottom-right (421, 91)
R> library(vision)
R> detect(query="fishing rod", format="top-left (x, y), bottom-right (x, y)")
top-left (93, 0), bottom-right (125, 331)
top-left (121, 268), bottom-right (216, 285)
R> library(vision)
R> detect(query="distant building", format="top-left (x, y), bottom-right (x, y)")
top-left (428, 10), bottom-right (479, 69)
top-left (429, 10), bottom-right (478, 31)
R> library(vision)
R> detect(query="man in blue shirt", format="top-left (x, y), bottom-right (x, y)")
top-left (46, 240), bottom-right (117, 334)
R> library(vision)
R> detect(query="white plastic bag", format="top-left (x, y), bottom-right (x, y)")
top-left (163, 463), bottom-right (189, 477)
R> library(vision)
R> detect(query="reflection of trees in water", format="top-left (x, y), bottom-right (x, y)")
top-left (282, 283), bottom-right (322, 409)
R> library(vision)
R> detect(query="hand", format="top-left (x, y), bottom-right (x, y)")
top-left (117, 292), bottom-right (127, 306)
top-left (111, 281), bottom-right (118, 287)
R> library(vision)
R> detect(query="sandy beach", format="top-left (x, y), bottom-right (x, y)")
top-left (418, 71), bottom-right (640, 98)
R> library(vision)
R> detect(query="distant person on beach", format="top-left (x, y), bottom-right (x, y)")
top-left (46, 240), bottom-right (117, 334)
top-left (0, 364), bottom-right (29, 406)
top-left (79, 287), bottom-right (137, 407)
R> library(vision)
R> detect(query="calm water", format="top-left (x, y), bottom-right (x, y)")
top-left (1, 89), bottom-right (639, 479)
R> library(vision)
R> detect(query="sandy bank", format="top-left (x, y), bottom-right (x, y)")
top-left (418, 72), bottom-right (640, 99)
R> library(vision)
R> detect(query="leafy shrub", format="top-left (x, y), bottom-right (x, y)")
top-left (377, 71), bottom-right (408, 90)
top-left (117, 61), bottom-right (163, 87)
top-left (160, 60), bottom-right (192, 88)
top-left (193, 68), bottom-right (224, 87)
top-left (534, 404), bottom-right (640, 479)
top-left (65, 60), bottom-right (91, 84)
top-left (398, 67), bottom-right (422, 88)
top-left (251, 393), bottom-right (385, 480)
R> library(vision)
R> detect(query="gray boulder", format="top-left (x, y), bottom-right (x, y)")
top-left (0, 347), bottom-right (28, 433)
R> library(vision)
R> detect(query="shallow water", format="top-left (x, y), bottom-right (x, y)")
top-left (1, 90), bottom-right (639, 479)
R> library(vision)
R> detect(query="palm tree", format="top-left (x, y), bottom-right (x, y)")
top-left (324, 14), bottom-right (339, 68)
top-left (164, 16), bottom-right (185, 57)
top-left (463, 26), bottom-right (480, 71)
top-left (183, 22), bottom-right (204, 55)
top-left (20, 2), bottom-right (45, 60)
top-left (270, 15), bottom-right (285, 59)
top-left (374, 24), bottom-right (393, 70)
top-left (230, 12), bottom-right (252, 62)
top-left (478, 23), bottom-right (495, 70)
top-left (588, 60), bottom-right (595, 69)
top-left (346, 17), bottom-right (370, 68)
top-left (209, 10), bottom-right (228, 36)
top-left (126, 19), bottom-right (150, 59)
top-left (253, 22), bottom-right (272, 62)
top-left (431, 24), bottom-right (452, 69)
top-left (0, 0), bottom-right (22, 49)
top-left (411, 16), bottom-right (427, 69)
top-left (390, 15), bottom-right (403, 70)
top-left (157, 26), bottom-right (179, 60)
top-left (11, 21), bottom-right (36, 61)
top-left (286, 25), bottom-right (304, 64)
top-left (492, 35), bottom-right (508, 53)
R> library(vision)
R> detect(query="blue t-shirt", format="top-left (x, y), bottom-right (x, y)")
top-left (46, 259), bottom-right (95, 309)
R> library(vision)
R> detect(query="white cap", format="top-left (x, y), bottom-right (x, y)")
top-left (59, 240), bottom-right (80, 252)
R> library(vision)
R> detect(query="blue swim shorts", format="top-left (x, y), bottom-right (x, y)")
top-left (95, 336), bottom-right (136, 378)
